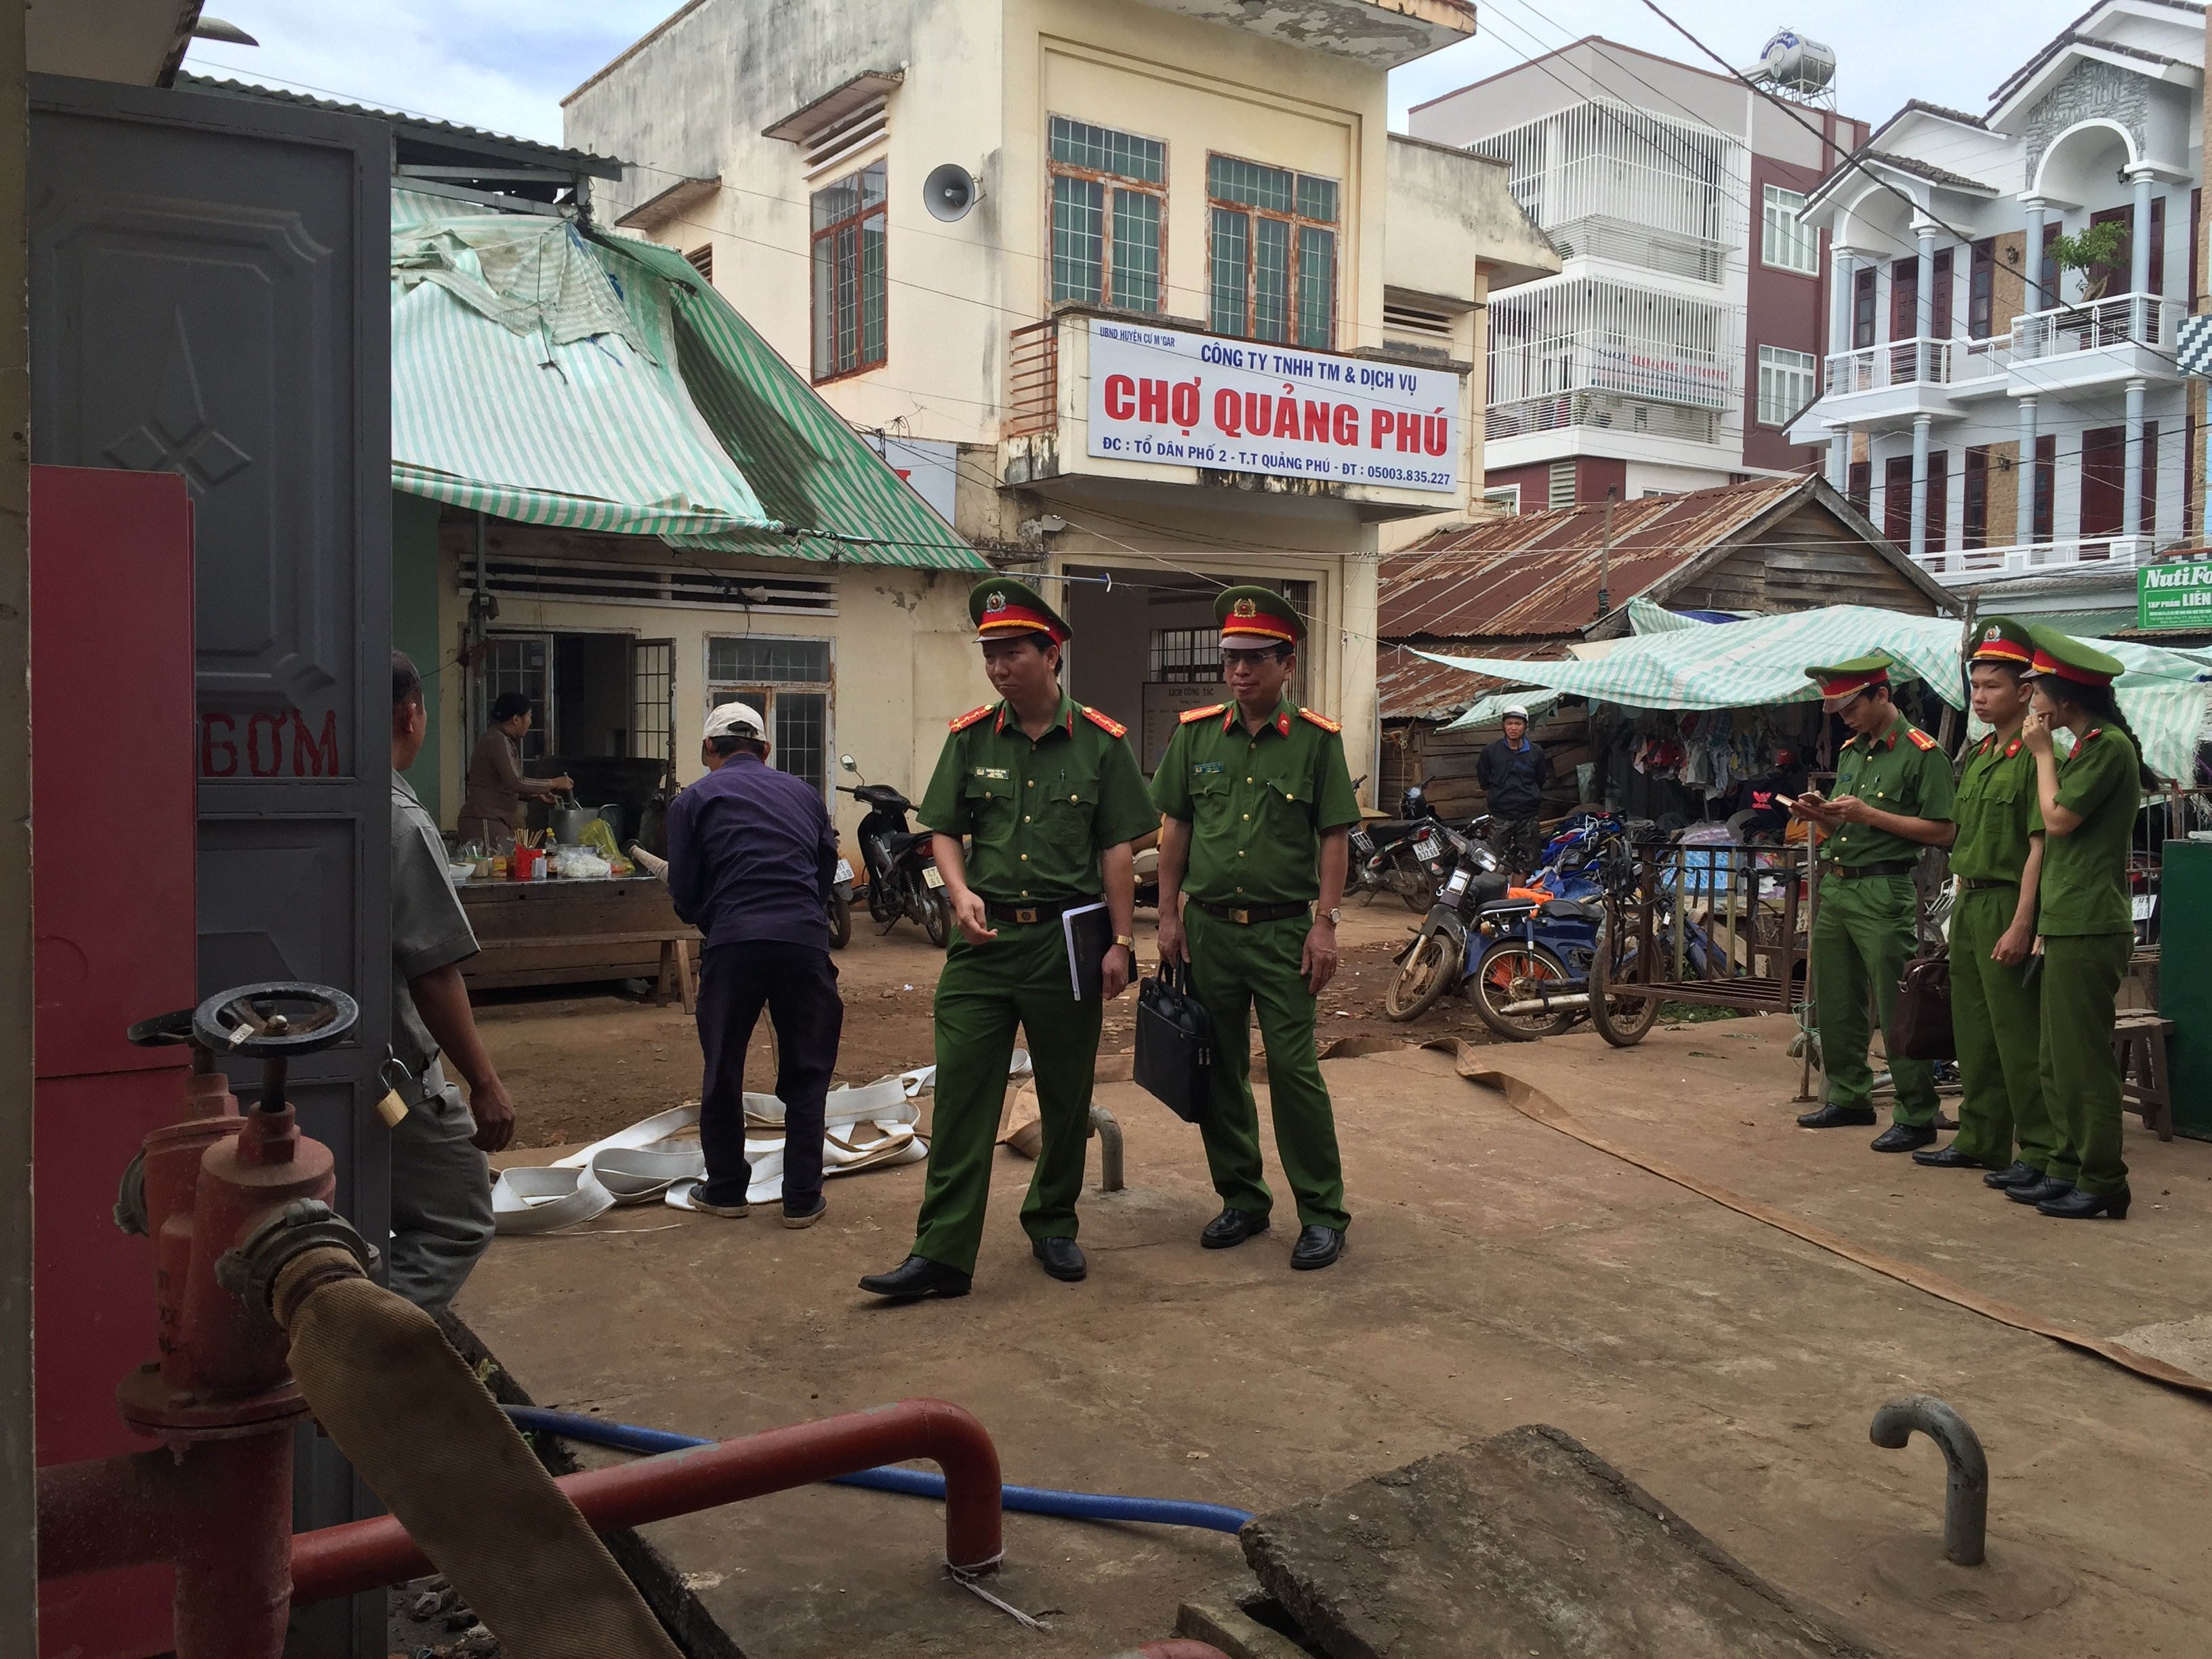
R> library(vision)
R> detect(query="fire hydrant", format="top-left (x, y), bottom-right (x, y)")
top-left (36, 982), bottom-right (380, 1659)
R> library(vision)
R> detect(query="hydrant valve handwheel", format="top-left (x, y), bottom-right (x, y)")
top-left (192, 982), bottom-right (360, 1057)
top-left (125, 1006), bottom-right (198, 1048)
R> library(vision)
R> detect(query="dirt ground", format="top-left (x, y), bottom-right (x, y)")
top-left (461, 956), bottom-right (2212, 1659)
top-left (474, 901), bottom-right (1498, 1151)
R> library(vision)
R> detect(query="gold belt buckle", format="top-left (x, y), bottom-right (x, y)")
top-left (1014, 906), bottom-right (1038, 924)
top-left (1231, 907), bottom-right (1251, 924)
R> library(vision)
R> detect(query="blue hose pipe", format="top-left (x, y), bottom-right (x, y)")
top-left (502, 1405), bottom-right (1253, 1535)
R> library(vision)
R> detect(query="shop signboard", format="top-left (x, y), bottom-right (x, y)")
top-left (2138, 560), bottom-right (2212, 631)
top-left (1587, 338), bottom-right (1729, 409)
top-left (1086, 322), bottom-right (1460, 495)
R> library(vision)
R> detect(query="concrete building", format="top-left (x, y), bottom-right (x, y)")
top-left (1787, 0), bottom-right (2205, 621)
top-left (1408, 36), bottom-right (1868, 510)
top-left (563, 0), bottom-right (1555, 794)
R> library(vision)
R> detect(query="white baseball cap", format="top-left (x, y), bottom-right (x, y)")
top-left (702, 701), bottom-right (765, 741)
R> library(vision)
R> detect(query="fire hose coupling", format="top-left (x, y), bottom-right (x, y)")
top-left (113, 1150), bottom-right (150, 1237)
top-left (216, 1200), bottom-right (381, 1327)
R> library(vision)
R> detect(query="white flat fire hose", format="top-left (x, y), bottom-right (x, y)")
top-left (491, 1052), bottom-right (1030, 1233)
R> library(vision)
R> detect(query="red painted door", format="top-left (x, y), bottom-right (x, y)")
top-left (30, 464), bottom-right (197, 1659)
top-left (2081, 426), bottom-right (2126, 539)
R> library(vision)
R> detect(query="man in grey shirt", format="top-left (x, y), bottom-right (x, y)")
top-left (390, 651), bottom-right (512, 1310)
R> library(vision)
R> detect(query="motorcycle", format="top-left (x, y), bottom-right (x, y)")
top-left (1351, 777), bottom-right (1458, 912)
top-left (837, 754), bottom-right (952, 947)
top-left (1383, 832), bottom-right (1511, 1021)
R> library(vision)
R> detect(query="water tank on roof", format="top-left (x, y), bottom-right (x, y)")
top-left (1745, 28), bottom-right (1837, 96)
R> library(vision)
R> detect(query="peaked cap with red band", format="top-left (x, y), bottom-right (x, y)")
top-left (2022, 623), bottom-right (2123, 689)
top-left (1216, 584), bottom-right (1305, 651)
top-left (1967, 615), bottom-right (2034, 668)
top-left (968, 577), bottom-right (1071, 646)
top-left (1804, 652), bottom-right (1894, 712)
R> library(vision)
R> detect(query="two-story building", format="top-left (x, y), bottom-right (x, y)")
top-left (1408, 34), bottom-right (1868, 508)
top-left (564, 0), bottom-right (1555, 796)
top-left (1787, 0), bottom-right (2204, 615)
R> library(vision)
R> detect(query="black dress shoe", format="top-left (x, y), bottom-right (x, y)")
top-left (1982, 1161), bottom-right (2042, 1189)
top-left (1031, 1235), bottom-right (1088, 1282)
top-left (1912, 1143), bottom-right (1987, 1168)
top-left (1870, 1122), bottom-right (1938, 1153)
top-left (1290, 1225), bottom-right (1345, 1271)
top-left (2006, 1176), bottom-right (2074, 1207)
top-left (1200, 1208), bottom-right (1271, 1250)
top-left (2038, 1185), bottom-right (2130, 1220)
top-left (1797, 1103), bottom-right (1878, 1128)
top-left (857, 1255), bottom-right (972, 1299)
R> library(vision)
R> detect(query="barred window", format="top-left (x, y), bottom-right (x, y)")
top-left (811, 162), bottom-right (886, 381)
top-left (1049, 117), bottom-right (1165, 314)
top-left (1756, 344), bottom-right (1817, 427)
top-left (705, 636), bottom-right (834, 794)
top-left (1761, 184), bottom-right (1818, 276)
top-left (1207, 153), bottom-right (1337, 349)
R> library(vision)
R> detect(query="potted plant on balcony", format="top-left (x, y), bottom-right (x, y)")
top-left (2049, 220), bottom-right (2128, 306)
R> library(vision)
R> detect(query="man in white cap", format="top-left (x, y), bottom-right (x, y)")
top-left (664, 699), bottom-right (846, 1225)
top-left (1475, 703), bottom-right (1551, 876)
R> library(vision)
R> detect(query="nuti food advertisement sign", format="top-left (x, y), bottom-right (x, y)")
top-left (2138, 560), bottom-right (2212, 631)
top-left (1086, 322), bottom-right (1461, 495)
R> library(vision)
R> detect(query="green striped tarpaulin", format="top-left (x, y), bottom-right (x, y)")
top-left (388, 192), bottom-right (983, 571)
top-left (1425, 604), bottom-right (2210, 781)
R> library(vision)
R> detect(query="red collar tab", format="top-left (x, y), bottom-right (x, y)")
top-left (994, 703), bottom-right (1010, 735)
top-left (2004, 737), bottom-right (2022, 758)
top-left (1276, 710), bottom-right (1291, 737)
top-left (2083, 727), bottom-right (2102, 742)
top-left (1221, 704), bottom-right (1238, 733)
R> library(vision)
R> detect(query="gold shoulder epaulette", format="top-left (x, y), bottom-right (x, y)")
top-left (1906, 727), bottom-right (1940, 752)
top-left (1179, 703), bottom-right (1226, 724)
top-left (948, 705), bottom-right (994, 732)
top-left (1297, 707), bottom-right (1343, 733)
top-left (1080, 705), bottom-right (1128, 738)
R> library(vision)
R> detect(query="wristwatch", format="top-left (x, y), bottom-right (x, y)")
top-left (1320, 907), bottom-right (1340, 925)
top-left (1113, 933), bottom-right (1136, 949)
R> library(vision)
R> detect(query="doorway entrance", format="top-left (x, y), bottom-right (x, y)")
top-left (475, 630), bottom-right (674, 838)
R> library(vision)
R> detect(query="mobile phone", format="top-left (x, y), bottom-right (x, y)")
top-left (1774, 793), bottom-right (1797, 808)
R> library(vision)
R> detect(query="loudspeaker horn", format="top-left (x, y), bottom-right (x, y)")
top-left (922, 163), bottom-right (980, 223)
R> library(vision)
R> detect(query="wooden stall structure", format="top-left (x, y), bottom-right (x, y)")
top-left (458, 878), bottom-right (699, 1010)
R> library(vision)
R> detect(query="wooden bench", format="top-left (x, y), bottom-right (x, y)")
top-left (2112, 1010), bottom-right (2175, 1142)
top-left (458, 878), bottom-right (700, 1012)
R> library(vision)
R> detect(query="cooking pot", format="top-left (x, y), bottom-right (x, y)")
top-left (550, 804), bottom-right (601, 846)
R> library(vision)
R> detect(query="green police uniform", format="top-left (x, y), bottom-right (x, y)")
top-left (1803, 657), bottom-right (1956, 1128)
top-left (1152, 588), bottom-right (1362, 1237)
top-left (2025, 629), bottom-right (2141, 1204)
top-left (1942, 619), bottom-right (2054, 1172)
top-left (904, 582), bottom-right (1154, 1277)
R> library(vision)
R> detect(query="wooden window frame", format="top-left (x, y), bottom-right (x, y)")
top-left (1930, 248), bottom-right (1954, 339)
top-left (2032, 434), bottom-right (2057, 543)
top-left (1853, 266), bottom-right (1877, 348)
top-left (1963, 447), bottom-right (1988, 551)
top-left (1046, 115), bottom-right (1168, 316)
top-left (1967, 239), bottom-right (1995, 340)
top-left (1206, 152), bottom-right (1339, 350)
top-left (810, 160), bottom-right (887, 386)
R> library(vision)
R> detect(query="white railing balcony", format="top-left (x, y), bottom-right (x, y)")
top-left (2011, 292), bottom-right (2180, 363)
top-left (1911, 535), bottom-right (2173, 585)
top-left (1824, 337), bottom-right (1955, 395)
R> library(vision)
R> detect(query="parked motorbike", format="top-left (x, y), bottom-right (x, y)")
top-left (827, 854), bottom-right (855, 949)
top-left (1383, 833), bottom-right (1511, 1021)
top-left (837, 754), bottom-right (951, 947)
top-left (1351, 777), bottom-right (1458, 912)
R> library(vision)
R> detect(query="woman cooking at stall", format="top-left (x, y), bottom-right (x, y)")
top-left (458, 693), bottom-right (573, 850)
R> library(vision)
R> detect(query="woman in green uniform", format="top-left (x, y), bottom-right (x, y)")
top-left (2015, 626), bottom-right (2158, 1221)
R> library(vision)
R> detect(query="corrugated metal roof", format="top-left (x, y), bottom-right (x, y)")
top-left (1378, 640), bottom-right (1563, 721)
top-left (1378, 475), bottom-right (1809, 640)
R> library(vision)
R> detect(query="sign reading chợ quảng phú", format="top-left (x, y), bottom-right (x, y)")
top-left (2138, 560), bottom-right (2212, 631)
top-left (1085, 323), bottom-right (1461, 495)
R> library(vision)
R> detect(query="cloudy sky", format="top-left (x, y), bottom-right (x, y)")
top-left (180, 0), bottom-right (2121, 150)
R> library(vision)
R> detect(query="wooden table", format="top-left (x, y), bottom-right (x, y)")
top-left (457, 877), bottom-right (699, 1010)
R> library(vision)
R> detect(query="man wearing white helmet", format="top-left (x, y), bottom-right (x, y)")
top-left (665, 698), bottom-right (846, 1225)
top-left (1476, 703), bottom-right (1551, 876)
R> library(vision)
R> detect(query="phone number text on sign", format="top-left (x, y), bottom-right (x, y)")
top-left (1086, 325), bottom-right (1461, 495)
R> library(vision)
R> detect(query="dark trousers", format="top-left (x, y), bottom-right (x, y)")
top-left (697, 942), bottom-right (842, 1210)
top-left (1496, 814), bottom-right (1544, 874)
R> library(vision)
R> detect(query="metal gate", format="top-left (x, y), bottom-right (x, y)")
top-left (29, 73), bottom-right (391, 1659)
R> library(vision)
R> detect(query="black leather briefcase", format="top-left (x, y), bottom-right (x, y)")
top-left (1134, 961), bottom-right (1214, 1124)
top-left (1890, 952), bottom-right (1954, 1063)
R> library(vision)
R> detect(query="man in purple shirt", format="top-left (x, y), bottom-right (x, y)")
top-left (665, 700), bottom-right (844, 1225)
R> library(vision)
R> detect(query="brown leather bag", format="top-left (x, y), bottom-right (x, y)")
top-left (1889, 954), bottom-right (1954, 1062)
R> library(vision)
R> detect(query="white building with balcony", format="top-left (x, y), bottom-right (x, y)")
top-left (1788, 0), bottom-right (2204, 608)
top-left (562, 0), bottom-right (1555, 792)
top-left (1410, 37), bottom-right (1867, 510)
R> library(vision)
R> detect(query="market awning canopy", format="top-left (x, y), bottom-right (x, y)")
top-left (389, 191), bottom-right (983, 571)
top-left (1422, 603), bottom-right (2211, 781)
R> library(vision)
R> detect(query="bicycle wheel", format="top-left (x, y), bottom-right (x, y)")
top-left (1588, 920), bottom-right (1658, 1047)
top-left (1471, 942), bottom-right (1576, 1041)
top-left (1384, 929), bottom-right (1455, 1022)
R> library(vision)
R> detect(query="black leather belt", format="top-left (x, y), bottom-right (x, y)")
top-left (1193, 899), bottom-right (1309, 924)
top-left (1957, 876), bottom-right (2018, 890)
top-left (984, 896), bottom-right (1100, 926)
top-left (1825, 860), bottom-right (1917, 880)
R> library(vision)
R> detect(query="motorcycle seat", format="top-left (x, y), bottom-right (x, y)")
top-left (884, 830), bottom-right (933, 858)
top-left (1540, 899), bottom-right (1605, 923)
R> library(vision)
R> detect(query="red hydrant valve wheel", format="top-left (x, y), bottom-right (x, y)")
top-left (192, 983), bottom-right (359, 1058)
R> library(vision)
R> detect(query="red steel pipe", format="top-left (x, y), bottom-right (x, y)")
top-left (290, 1397), bottom-right (1004, 1603)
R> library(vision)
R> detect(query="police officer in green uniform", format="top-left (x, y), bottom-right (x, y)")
top-left (1790, 654), bottom-right (1957, 1152)
top-left (1915, 618), bottom-right (2054, 1181)
top-left (1152, 587), bottom-right (1362, 1271)
top-left (859, 579), bottom-right (1153, 1298)
top-left (2015, 626), bottom-right (2155, 1221)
